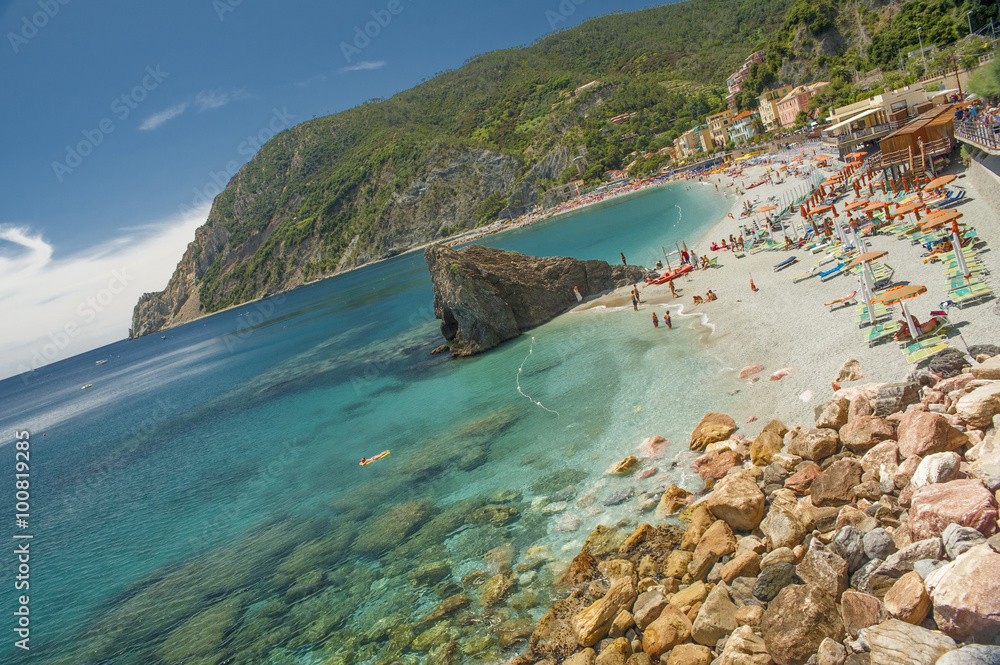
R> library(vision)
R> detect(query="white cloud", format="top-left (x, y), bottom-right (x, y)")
top-left (295, 74), bottom-right (328, 88)
top-left (138, 103), bottom-right (188, 130)
top-left (340, 60), bottom-right (386, 73)
top-left (0, 203), bottom-right (210, 380)
top-left (195, 88), bottom-right (251, 111)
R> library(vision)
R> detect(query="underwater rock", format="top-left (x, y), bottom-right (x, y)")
top-left (470, 504), bottom-right (521, 527)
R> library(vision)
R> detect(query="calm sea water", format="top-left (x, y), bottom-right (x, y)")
top-left (1, 183), bottom-right (736, 665)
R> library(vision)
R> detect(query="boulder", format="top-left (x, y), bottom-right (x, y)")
top-left (784, 463), bottom-right (821, 495)
top-left (909, 452), bottom-right (961, 490)
top-left (935, 644), bottom-right (1000, 665)
top-left (706, 470), bottom-right (767, 531)
top-left (595, 636), bottom-right (631, 664)
top-left (670, 580), bottom-right (708, 609)
top-left (831, 526), bottom-right (867, 573)
top-left (816, 396), bottom-right (851, 430)
top-left (761, 418), bottom-right (790, 439)
top-left (735, 604), bottom-right (765, 628)
top-left (607, 456), bottom-right (641, 476)
top-left (655, 485), bottom-right (694, 519)
top-left (680, 504), bottom-right (715, 551)
top-left (956, 383), bottom-right (1000, 429)
top-left (860, 441), bottom-right (899, 477)
top-left (690, 413), bottom-right (737, 451)
top-left (665, 643), bottom-right (714, 665)
top-left (663, 550), bottom-right (694, 579)
top-left (925, 544), bottom-right (1000, 642)
top-left (896, 411), bottom-right (970, 458)
top-left (796, 543), bottom-right (849, 600)
top-left (529, 589), bottom-right (590, 660)
top-left (874, 538), bottom-right (944, 578)
top-left (787, 428), bottom-right (840, 461)
top-left (837, 358), bottom-right (864, 382)
top-left (566, 649), bottom-right (597, 665)
top-left (639, 435), bottom-right (670, 459)
top-left (426, 244), bottom-right (646, 356)
top-left (839, 416), bottom-right (895, 453)
top-left (760, 547), bottom-right (797, 570)
top-left (632, 590), bottom-right (667, 631)
top-left (908, 479), bottom-right (998, 540)
top-left (811, 458), bottom-right (863, 507)
top-left (693, 520), bottom-right (737, 561)
top-left (753, 562), bottom-right (798, 602)
top-left (874, 382), bottom-right (921, 417)
top-left (862, 528), bottom-right (896, 561)
top-left (942, 523), bottom-right (987, 560)
top-left (883, 571), bottom-right (930, 624)
top-left (693, 447), bottom-right (743, 481)
top-left (641, 603), bottom-right (692, 659)
top-left (761, 584), bottom-right (845, 665)
top-left (760, 503), bottom-right (807, 550)
top-left (691, 582), bottom-right (738, 646)
top-left (816, 637), bottom-right (847, 665)
top-left (840, 590), bottom-right (884, 637)
top-left (971, 356), bottom-right (1000, 380)
top-left (860, 619), bottom-right (956, 665)
top-left (719, 551), bottom-right (762, 584)
top-left (751, 430), bottom-right (785, 466)
top-left (572, 576), bottom-right (638, 647)
top-left (713, 625), bottom-right (773, 665)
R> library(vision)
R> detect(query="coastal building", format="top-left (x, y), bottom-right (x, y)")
top-left (728, 110), bottom-right (757, 146)
top-left (673, 126), bottom-right (713, 160)
top-left (777, 82), bottom-right (829, 128)
top-left (706, 109), bottom-right (737, 146)
top-left (725, 50), bottom-right (766, 108)
top-left (757, 85), bottom-right (793, 130)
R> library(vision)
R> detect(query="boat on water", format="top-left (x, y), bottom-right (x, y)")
top-left (81, 384), bottom-right (92, 390)
top-left (96, 359), bottom-right (108, 366)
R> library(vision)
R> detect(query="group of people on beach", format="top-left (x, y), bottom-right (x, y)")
top-left (692, 289), bottom-right (717, 305)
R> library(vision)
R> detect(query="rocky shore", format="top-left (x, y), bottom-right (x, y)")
top-left (505, 353), bottom-right (1000, 665)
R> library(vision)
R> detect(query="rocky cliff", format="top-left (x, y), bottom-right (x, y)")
top-left (425, 244), bottom-right (646, 357)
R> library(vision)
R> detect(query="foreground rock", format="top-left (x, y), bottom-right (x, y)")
top-left (426, 244), bottom-right (645, 356)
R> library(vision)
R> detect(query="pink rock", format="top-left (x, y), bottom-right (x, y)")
top-left (770, 368), bottom-right (792, 381)
top-left (908, 479), bottom-right (998, 540)
top-left (896, 410), bottom-right (969, 458)
top-left (739, 364), bottom-right (765, 379)
top-left (637, 467), bottom-right (658, 480)
top-left (639, 435), bottom-right (670, 459)
top-left (811, 458), bottom-right (863, 507)
top-left (745, 415), bottom-right (757, 424)
top-left (933, 374), bottom-right (974, 393)
top-left (840, 590), bottom-right (883, 638)
top-left (784, 463), bottom-right (821, 495)
top-left (926, 544), bottom-right (1000, 642)
top-left (692, 448), bottom-right (743, 481)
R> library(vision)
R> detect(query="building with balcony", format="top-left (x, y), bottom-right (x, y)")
top-left (706, 109), bottom-right (737, 146)
top-left (725, 50), bottom-right (766, 108)
top-left (776, 82), bottom-right (829, 127)
top-left (729, 110), bottom-right (757, 146)
top-left (757, 85), bottom-right (793, 130)
top-left (673, 126), bottom-right (714, 160)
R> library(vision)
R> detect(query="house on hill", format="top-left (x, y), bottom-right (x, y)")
top-left (777, 82), bottom-right (829, 128)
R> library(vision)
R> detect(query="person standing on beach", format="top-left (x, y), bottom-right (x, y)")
top-left (621, 252), bottom-right (627, 266)
top-left (574, 286), bottom-right (583, 303)
top-left (631, 294), bottom-right (638, 311)
top-left (668, 280), bottom-right (677, 297)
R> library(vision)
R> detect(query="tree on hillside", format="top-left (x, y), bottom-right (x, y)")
top-left (968, 57), bottom-right (1000, 99)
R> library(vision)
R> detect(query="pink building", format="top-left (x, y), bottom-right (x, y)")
top-left (776, 82), bottom-right (829, 128)
top-left (725, 50), bottom-right (766, 108)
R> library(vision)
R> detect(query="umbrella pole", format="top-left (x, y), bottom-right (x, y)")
top-left (900, 301), bottom-right (920, 341)
top-left (951, 231), bottom-right (969, 280)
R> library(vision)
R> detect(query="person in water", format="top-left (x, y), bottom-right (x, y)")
top-left (652, 312), bottom-right (659, 328)
top-left (631, 295), bottom-right (638, 311)
top-left (664, 311), bottom-right (672, 328)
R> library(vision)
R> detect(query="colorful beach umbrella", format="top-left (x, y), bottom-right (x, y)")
top-left (922, 174), bottom-right (957, 192)
top-left (842, 199), bottom-right (869, 213)
top-left (875, 284), bottom-right (927, 341)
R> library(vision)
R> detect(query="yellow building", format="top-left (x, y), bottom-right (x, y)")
top-left (757, 85), bottom-right (793, 130)
top-left (706, 109), bottom-right (737, 147)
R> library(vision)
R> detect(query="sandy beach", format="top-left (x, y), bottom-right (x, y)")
top-left (577, 144), bottom-right (1000, 427)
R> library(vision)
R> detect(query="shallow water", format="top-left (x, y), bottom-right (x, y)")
top-left (0, 183), bottom-right (738, 664)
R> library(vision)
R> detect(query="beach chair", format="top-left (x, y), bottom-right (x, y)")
top-left (865, 321), bottom-right (899, 347)
top-left (819, 263), bottom-right (846, 281)
top-left (906, 342), bottom-right (950, 364)
top-left (773, 256), bottom-right (798, 272)
top-left (825, 290), bottom-right (857, 310)
top-left (951, 284), bottom-right (995, 309)
top-left (856, 304), bottom-right (890, 327)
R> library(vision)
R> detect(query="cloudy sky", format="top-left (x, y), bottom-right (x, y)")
top-left (0, 0), bottom-right (655, 380)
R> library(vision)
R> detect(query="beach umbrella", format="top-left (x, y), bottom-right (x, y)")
top-left (845, 250), bottom-right (888, 319)
top-left (921, 212), bottom-right (970, 280)
top-left (843, 199), bottom-right (868, 214)
top-left (891, 200), bottom-right (926, 224)
top-left (922, 174), bottom-right (957, 193)
top-left (875, 284), bottom-right (927, 341)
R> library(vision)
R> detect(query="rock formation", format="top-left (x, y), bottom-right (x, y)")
top-left (425, 244), bottom-right (646, 357)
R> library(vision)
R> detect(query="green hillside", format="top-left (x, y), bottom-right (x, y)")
top-left (131, 0), bottom-right (999, 334)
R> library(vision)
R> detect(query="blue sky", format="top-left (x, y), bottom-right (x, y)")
top-left (0, 0), bottom-right (658, 379)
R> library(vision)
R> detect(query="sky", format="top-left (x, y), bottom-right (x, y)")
top-left (0, 0), bottom-right (660, 381)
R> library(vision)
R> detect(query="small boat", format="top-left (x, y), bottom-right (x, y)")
top-left (81, 384), bottom-right (92, 390)
top-left (360, 450), bottom-right (390, 466)
top-left (96, 359), bottom-right (108, 366)
top-left (161, 336), bottom-right (167, 340)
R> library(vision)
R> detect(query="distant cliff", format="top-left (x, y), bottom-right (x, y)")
top-left (425, 244), bottom-right (646, 357)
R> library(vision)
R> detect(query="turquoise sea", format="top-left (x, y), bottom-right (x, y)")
top-left (1, 183), bottom-right (738, 665)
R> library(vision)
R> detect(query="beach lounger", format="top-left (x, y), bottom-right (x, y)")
top-left (906, 342), bottom-right (949, 364)
top-left (951, 284), bottom-right (995, 309)
top-left (825, 290), bottom-right (858, 310)
top-left (819, 263), bottom-right (845, 281)
top-left (773, 256), bottom-right (798, 272)
top-left (865, 321), bottom-right (899, 347)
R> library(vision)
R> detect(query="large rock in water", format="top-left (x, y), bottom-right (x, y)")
top-left (425, 244), bottom-right (645, 356)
